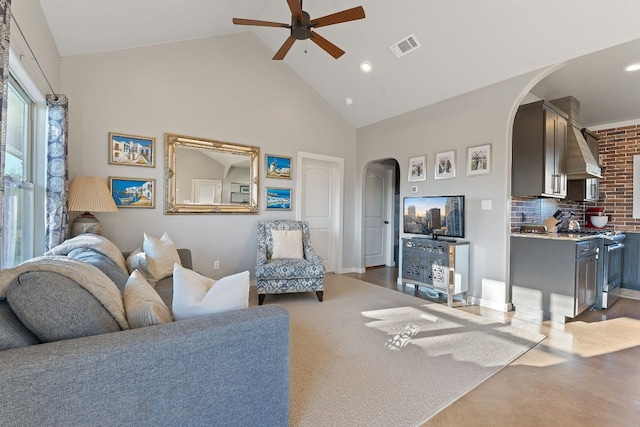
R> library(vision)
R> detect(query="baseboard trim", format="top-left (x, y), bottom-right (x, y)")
top-left (468, 295), bottom-right (513, 313)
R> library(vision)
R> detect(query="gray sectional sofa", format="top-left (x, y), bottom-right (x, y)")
top-left (0, 239), bottom-right (290, 426)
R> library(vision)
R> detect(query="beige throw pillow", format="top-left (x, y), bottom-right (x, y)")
top-left (172, 264), bottom-right (250, 321)
top-left (271, 229), bottom-right (303, 259)
top-left (123, 270), bottom-right (173, 328)
top-left (127, 232), bottom-right (182, 283)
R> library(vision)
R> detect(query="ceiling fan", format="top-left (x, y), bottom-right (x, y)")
top-left (232, 0), bottom-right (365, 60)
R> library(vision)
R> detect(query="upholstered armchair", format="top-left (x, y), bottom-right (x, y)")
top-left (255, 220), bottom-right (325, 305)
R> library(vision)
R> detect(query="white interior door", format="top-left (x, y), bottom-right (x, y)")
top-left (365, 163), bottom-right (390, 267)
top-left (192, 179), bottom-right (221, 204)
top-left (297, 152), bottom-right (344, 273)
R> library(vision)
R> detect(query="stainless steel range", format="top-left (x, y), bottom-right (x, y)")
top-left (595, 231), bottom-right (626, 309)
top-left (556, 228), bottom-right (626, 309)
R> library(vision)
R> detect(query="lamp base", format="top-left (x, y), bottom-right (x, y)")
top-left (71, 212), bottom-right (103, 237)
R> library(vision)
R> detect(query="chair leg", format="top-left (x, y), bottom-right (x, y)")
top-left (258, 294), bottom-right (266, 305)
top-left (316, 291), bottom-right (323, 302)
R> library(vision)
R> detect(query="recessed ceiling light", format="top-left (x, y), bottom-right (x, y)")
top-left (360, 61), bottom-right (372, 73)
top-left (624, 62), bottom-right (640, 72)
top-left (344, 97), bottom-right (354, 106)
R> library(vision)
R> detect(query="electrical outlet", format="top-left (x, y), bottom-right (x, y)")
top-left (214, 260), bottom-right (220, 269)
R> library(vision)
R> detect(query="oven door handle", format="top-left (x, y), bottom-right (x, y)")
top-left (607, 243), bottom-right (624, 252)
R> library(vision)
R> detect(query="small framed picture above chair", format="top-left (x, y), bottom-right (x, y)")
top-left (266, 187), bottom-right (292, 210)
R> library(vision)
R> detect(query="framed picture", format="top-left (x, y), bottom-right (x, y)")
top-left (109, 132), bottom-right (155, 167)
top-left (408, 155), bottom-right (427, 182)
top-left (109, 176), bottom-right (155, 208)
top-left (266, 154), bottom-right (292, 179)
top-left (266, 187), bottom-right (292, 210)
top-left (467, 143), bottom-right (492, 176)
top-left (435, 150), bottom-right (456, 179)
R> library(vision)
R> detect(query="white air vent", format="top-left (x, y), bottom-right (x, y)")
top-left (390, 34), bottom-right (421, 58)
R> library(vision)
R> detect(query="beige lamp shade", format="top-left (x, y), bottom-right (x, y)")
top-left (68, 176), bottom-right (118, 237)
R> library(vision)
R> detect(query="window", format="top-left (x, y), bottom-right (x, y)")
top-left (2, 76), bottom-right (35, 268)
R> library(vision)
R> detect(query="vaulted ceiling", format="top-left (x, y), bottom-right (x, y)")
top-left (38, 0), bottom-right (640, 128)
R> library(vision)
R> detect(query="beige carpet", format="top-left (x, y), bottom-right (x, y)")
top-left (256, 274), bottom-right (545, 427)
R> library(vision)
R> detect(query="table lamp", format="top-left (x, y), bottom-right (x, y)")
top-left (68, 175), bottom-right (118, 237)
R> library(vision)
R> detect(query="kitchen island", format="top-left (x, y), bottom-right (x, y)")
top-left (511, 233), bottom-right (599, 329)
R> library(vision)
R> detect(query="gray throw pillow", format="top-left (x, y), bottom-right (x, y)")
top-left (6, 271), bottom-right (123, 343)
top-left (0, 299), bottom-right (40, 350)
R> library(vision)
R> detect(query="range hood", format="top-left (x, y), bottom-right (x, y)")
top-left (550, 96), bottom-right (602, 179)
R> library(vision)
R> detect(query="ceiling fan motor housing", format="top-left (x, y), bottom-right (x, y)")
top-left (291, 11), bottom-right (312, 40)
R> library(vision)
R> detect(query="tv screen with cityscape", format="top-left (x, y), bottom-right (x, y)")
top-left (403, 195), bottom-right (465, 239)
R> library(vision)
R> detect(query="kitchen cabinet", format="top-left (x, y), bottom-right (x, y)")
top-left (400, 238), bottom-right (469, 307)
top-left (512, 101), bottom-right (568, 198)
top-left (567, 129), bottom-right (600, 202)
top-left (511, 235), bottom-right (598, 326)
top-left (622, 232), bottom-right (640, 290)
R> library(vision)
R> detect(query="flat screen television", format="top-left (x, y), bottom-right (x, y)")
top-left (403, 195), bottom-right (465, 239)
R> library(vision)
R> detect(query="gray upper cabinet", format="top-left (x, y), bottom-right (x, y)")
top-left (512, 101), bottom-right (568, 198)
top-left (567, 129), bottom-right (600, 202)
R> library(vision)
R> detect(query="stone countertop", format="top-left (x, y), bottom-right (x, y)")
top-left (511, 232), bottom-right (601, 242)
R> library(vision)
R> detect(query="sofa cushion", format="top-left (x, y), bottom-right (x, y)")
top-left (123, 270), bottom-right (173, 328)
top-left (127, 232), bottom-right (182, 283)
top-left (0, 299), bottom-right (40, 350)
top-left (271, 229), bottom-right (303, 259)
top-left (67, 247), bottom-right (129, 292)
top-left (172, 265), bottom-right (250, 321)
top-left (6, 271), bottom-right (124, 342)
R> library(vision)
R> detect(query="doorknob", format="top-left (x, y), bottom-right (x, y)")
top-left (384, 220), bottom-right (389, 224)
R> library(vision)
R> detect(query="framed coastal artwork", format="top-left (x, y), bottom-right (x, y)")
top-left (467, 143), bottom-right (492, 176)
top-left (266, 187), bottom-right (292, 210)
top-left (265, 154), bottom-right (292, 179)
top-left (109, 132), bottom-right (155, 167)
top-left (435, 150), bottom-right (456, 179)
top-left (109, 177), bottom-right (155, 208)
top-left (408, 155), bottom-right (426, 182)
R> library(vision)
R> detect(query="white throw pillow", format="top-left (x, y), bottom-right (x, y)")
top-left (172, 264), bottom-right (250, 321)
top-left (126, 247), bottom-right (147, 275)
top-left (142, 232), bottom-right (182, 281)
top-left (271, 229), bottom-right (303, 259)
top-left (123, 270), bottom-right (173, 328)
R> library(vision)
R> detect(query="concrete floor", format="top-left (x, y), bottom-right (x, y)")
top-left (345, 267), bottom-right (640, 427)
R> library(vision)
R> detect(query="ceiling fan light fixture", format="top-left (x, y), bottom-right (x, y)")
top-left (623, 62), bottom-right (640, 72)
top-left (360, 61), bottom-right (372, 73)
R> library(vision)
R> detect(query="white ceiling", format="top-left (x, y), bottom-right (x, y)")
top-left (38, 0), bottom-right (640, 128)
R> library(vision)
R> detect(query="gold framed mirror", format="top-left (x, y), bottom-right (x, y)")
top-left (164, 133), bottom-right (259, 214)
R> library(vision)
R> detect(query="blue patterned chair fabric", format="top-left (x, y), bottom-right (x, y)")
top-left (256, 220), bottom-right (325, 304)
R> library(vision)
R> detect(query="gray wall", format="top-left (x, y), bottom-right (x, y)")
top-left (59, 32), bottom-right (357, 279)
top-left (356, 72), bottom-right (542, 310)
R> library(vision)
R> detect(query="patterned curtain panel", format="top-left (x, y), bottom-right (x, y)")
top-left (0, 0), bottom-right (12, 263)
top-left (45, 94), bottom-right (69, 250)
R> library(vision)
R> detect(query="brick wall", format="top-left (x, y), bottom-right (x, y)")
top-left (595, 125), bottom-right (640, 231)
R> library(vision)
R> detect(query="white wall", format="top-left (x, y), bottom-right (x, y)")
top-left (10, 0), bottom-right (60, 96)
top-left (59, 32), bottom-right (357, 279)
top-left (356, 71), bottom-right (541, 311)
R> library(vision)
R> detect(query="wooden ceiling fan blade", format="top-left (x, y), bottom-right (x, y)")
top-left (273, 36), bottom-right (296, 60)
top-left (232, 18), bottom-right (289, 28)
top-left (311, 6), bottom-right (365, 28)
top-left (309, 31), bottom-right (345, 59)
top-left (286, 0), bottom-right (303, 20)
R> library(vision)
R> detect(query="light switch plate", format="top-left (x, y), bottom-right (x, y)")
top-left (482, 200), bottom-right (492, 210)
